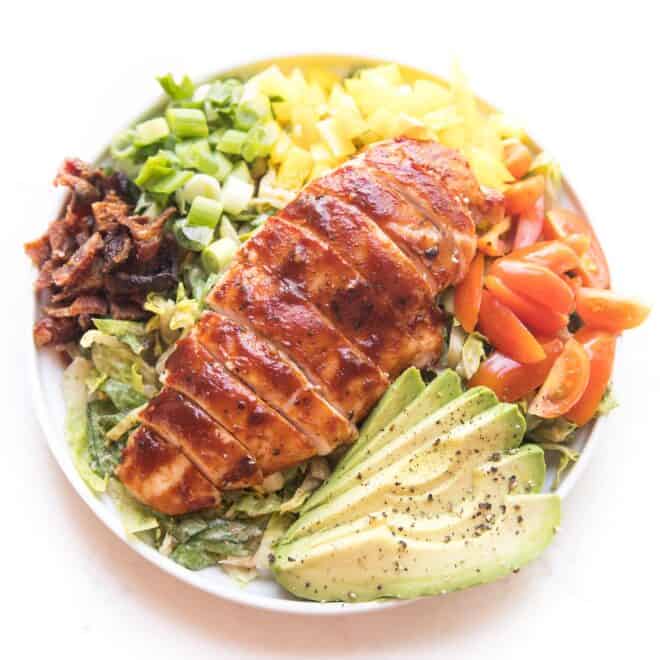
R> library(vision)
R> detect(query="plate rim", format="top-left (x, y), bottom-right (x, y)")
top-left (27, 51), bottom-right (600, 615)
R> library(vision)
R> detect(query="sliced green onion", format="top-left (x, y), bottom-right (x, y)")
top-left (230, 161), bottom-right (253, 183)
top-left (201, 238), bottom-right (239, 273)
top-left (175, 139), bottom-right (219, 176)
top-left (221, 175), bottom-right (254, 215)
top-left (166, 107), bottom-right (209, 138)
top-left (133, 117), bottom-right (170, 147)
top-left (220, 216), bottom-right (240, 244)
top-left (241, 122), bottom-right (279, 162)
top-left (182, 173), bottom-right (222, 202)
top-left (148, 170), bottom-right (194, 194)
top-left (234, 93), bottom-right (272, 130)
top-left (157, 73), bottom-right (195, 100)
top-left (134, 153), bottom-right (175, 187)
top-left (173, 219), bottom-right (214, 252)
top-left (212, 151), bottom-right (233, 182)
top-left (217, 129), bottom-right (247, 155)
top-left (187, 196), bottom-right (223, 229)
top-left (110, 130), bottom-right (136, 160)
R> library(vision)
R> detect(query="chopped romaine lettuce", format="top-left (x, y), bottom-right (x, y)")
top-left (92, 318), bottom-right (149, 355)
top-left (254, 513), bottom-right (294, 573)
top-left (529, 417), bottom-right (577, 444)
top-left (107, 478), bottom-right (159, 535)
top-left (597, 387), bottom-right (619, 416)
top-left (539, 443), bottom-right (580, 490)
top-left (457, 332), bottom-right (487, 380)
top-left (62, 357), bottom-right (107, 493)
top-left (100, 379), bottom-right (148, 412)
top-left (227, 493), bottom-right (283, 518)
top-left (86, 400), bottom-right (126, 478)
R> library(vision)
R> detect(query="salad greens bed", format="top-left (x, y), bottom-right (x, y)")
top-left (58, 69), bottom-right (604, 583)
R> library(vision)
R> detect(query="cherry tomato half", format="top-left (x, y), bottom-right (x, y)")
top-left (505, 240), bottom-right (580, 275)
top-left (469, 338), bottom-right (564, 403)
top-left (545, 208), bottom-right (610, 289)
top-left (485, 274), bottom-right (568, 336)
top-left (513, 196), bottom-right (545, 250)
top-left (529, 338), bottom-right (590, 418)
top-left (504, 175), bottom-right (545, 216)
top-left (565, 328), bottom-right (617, 426)
top-left (490, 259), bottom-right (575, 315)
top-left (454, 253), bottom-right (484, 333)
top-left (575, 288), bottom-right (650, 333)
top-left (478, 290), bottom-right (546, 364)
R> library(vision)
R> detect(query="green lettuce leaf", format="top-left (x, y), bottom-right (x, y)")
top-left (107, 478), bottom-right (159, 535)
top-left (62, 358), bottom-right (107, 493)
top-left (86, 400), bottom-right (128, 478)
top-left (539, 443), bottom-right (580, 490)
top-left (529, 417), bottom-right (577, 444)
top-left (227, 493), bottom-right (283, 518)
top-left (597, 387), bottom-right (619, 416)
top-left (92, 318), bottom-right (149, 355)
top-left (100, 378), bottom-right (148, 411)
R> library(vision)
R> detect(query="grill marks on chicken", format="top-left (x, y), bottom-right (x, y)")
top-left (195, 312), bottom-right (356, 454)
top-left (118, 138), bottom-right (486, 515)
top-left (164, 333), bottom-right (317, 472)
top-left (208, 260), bottom-right (389, 421)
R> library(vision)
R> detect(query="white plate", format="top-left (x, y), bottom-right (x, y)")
top-left (28, 54), bottom-right (600, 615)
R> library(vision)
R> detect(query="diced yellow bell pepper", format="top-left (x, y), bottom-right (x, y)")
top-left (270, 131), bottom-right (292, 165)
top-left (310, 161), bottom-right (333, 181)
top-left (317, 118), bottom-right (356, 159)
top-left (309, 142), bottom-right (333, 163)
top-left (272, 101), bottom-right (292, 123)
top-left (290, 104), bottom-right (320, 148)
top-left (305, 66), bottom-right (341, 92)
top-left (277, 146), bottom-right (313, 190)
top-left (409, 79), bottom-right (451, 117)
top-left (252, 65), bottom-right (293, 101)
top-left (303, 81), bottom-right (327, 107)
top-left (287, 68), bottom-right (307, 104)
top-left (366, 107), bottom-right (399, 139)
top-left (359, 63), bottom-right (403, 86)
top-left (423, 107), bottom-right (463, 132)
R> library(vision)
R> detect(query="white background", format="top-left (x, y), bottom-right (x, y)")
top-left (2, 1), bottom-right (660, 657)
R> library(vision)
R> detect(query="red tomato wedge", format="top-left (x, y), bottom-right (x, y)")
top-left (505, 240), bottom-right (580, 274)
top-left (575, 288), bottom-right (650, 333)
top-left (513, 196), bottom-right (544, 250)
top-left (454, 253), bottom-right (484, 333)
top-left (489, 259), bottom-right (575, 315)
top-left (478, 290), bottom-right (546, 364)
top-left (503, 142), bottom-right (533, 180)
top-left (485, 275), bottom-right (569, 336)
top-left (565, 328), bottom-right (617, 426)
top-left (545, 209), bottom-right (610, 289)
top-left (529, 338), bottom-right (590, 418)
top-left (469, 338), bottom-right (564, 402)
top-left (504, 175), bottom-right (545, 216)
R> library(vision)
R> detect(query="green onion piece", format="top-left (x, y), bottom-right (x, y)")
top-left (187, 196), bottom-right (223, 228)
top-left (110, 130), bottom-right (136, 160)
top-left (133, 117), bottom-right (170, 147)
top-left (172, 218), bottom-right (214, 252)
top-left (241, 122), bottom-right (279, 162)
top-left (230, 161), bottom-right (253, 183)
top-left (220, 216), bottom-right (240, 244)
top-left (148, 170), bottom-right (194, 194)
top-left (134, 153), bottom-right (175, 187)
top-left (157, 73), bottom-right (195, 100)
top-left (221, 175), bottom-right (254, 215)
top-left (175, 139), bottom-right (219, 176)
top-left (217, 129), bottom-right (247, 155)
top-left (212, 151), bottom-right (233, 182)
top-left (234, 93), bottom-right (272, 131)
top-left (182, 173), bottom-right (222, 202)
top-left (166, 107), bottom-right (208, 138)
top-left (201, 238), bottom-right (239, 273)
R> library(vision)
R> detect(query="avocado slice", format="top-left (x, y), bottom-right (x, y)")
top-left (273, 493), bottom-right (560, 602)
top-left (339, 369), bottom-right (460, 476)
top-left (300, 375), bottom-right (475, 515)
top-left (283, 398), bottom-right (523, 542)
top-left (273, 383), bottom-right (560, 602)
top-left (344, 366), bottom-right (426, 463)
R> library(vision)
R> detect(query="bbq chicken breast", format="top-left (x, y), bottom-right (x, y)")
top-left (118, 138), bottom-right (496, 515)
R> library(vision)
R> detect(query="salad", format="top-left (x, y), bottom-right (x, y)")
top-left (26, 58), bottom-right (649, 597)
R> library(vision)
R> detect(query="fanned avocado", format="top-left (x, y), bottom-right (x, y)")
top-left (301, 370), bottom-right (463, 514)
top-left (272, 377), bottom-right (560, 603)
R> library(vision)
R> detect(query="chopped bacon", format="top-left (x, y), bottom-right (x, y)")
top-left (52, 232), bottom-right (104, 288)
top-left (28, 159), bottom-right (181, 348)
top-left (45, 294), bottom-right (108, 318)
top-left (24, 234), bottom-right (51, 267)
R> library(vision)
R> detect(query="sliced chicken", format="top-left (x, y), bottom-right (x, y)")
top-left (139, 387), bottom-right (262, 488)
top-left (241, 217), bottom-right (425, 376)
top-left (117, 138), bottom-right (487, 515)
top-left (281, 190), bottom-right (443, 366)
top-left (195, 311), bottom-right (356, 454)
top-left (208, 261), bottom-right (389, 421)
top-left (117, 426), bottom-right (220, 515)
top-left (165, 333), bottom-right (317, 470)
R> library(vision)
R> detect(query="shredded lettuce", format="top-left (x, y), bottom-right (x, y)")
top-left (62, 358), bottom-right (107, 493)
top-left (107, 478), bottom-right (159, 535)
top-left (457, 332), bottom-right (487, 380)
top-left (539, 443), bottom-right (580, 490)
top-left (220, 563), bottom-right (258, 585)
top-left (100, 379), bottom-right (147, 411)
top-left (106, 404), bottom-right (146, 442)
top-left (226, 493), bottom-right (283, 518)
top-left (528, 417), bottom-right (577, 444)
top-left (597, 387), bottom-right (619, 416)
top-left (92, 318), bottom-right (149, 355)
top-left (144, 288), bottom-right (201, 347)
top-left (86, 400), bottom-right (125, 478)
